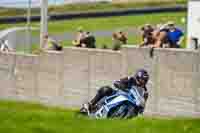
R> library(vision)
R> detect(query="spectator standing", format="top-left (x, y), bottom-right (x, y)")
top-left (82, 32), bottom-right (96, 48)
top-left (150, 24), bottom-right (170, 48)
top-left (72, 26), bottom-right (86, 47)
top-left (167, 21), bottom-right (184, 48)
top-left (43, 34), bottom-right (63, 51)
top-left (117, 30), bottom-right (128, 44)
top-left (112, 30), bottom-right (127, 50)
top-left (139, 24), bottom-right (155, 47)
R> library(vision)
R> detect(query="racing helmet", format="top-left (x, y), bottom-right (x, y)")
top-left (135, 69), bottom-right (149, 86)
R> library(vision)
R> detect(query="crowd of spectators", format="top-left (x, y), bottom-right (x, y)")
top-left (139, 21), bottom-right (184, 48)
top-left (70, 21), bottom-right (184, 51)
top-left (72, 28), bottom-right (128, 51)
top-left (0, 21), bottom-right (184, 53)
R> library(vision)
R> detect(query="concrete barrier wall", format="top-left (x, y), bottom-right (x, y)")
top-left (155, 49), bottom-right (200, 117)
top-left (0, 47), bottom-right (199, 117)
top-left (62, 48), bottom-right (122, 107)
top-left (63, 48), bottom-right (90, 107)
top-left (0, 52), bottom-right (16, 99)
top-left (122, 46), bottom-right (200, 117)
top-left (15, 53), bottom-right (38, 101)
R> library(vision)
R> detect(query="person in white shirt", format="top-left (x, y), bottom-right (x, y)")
top-left (0, 40), bottom-right (11, 52)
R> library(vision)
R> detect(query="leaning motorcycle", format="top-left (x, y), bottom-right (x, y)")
top-left (80, 85), bottom-right (146, 119)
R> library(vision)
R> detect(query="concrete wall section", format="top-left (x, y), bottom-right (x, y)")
top-left (15, 54), bottom-right (39, 101)
top-left (37, 51), bottom-right (64, 105)
top-left (89, 49), bottom-right (122, 99)
top-left (63, 48), bottom-right (90, 107)
top-left (155, 49), bottom-right (199, 117)
top-left (0, 52), bottom-right (16, 99)
top-left (62, 48), bottom-right (122, 107)
top-left (190, 51), bottom-right (200, 116)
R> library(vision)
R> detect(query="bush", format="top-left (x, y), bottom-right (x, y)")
top-left (102, 44), bottom-right (109, 49)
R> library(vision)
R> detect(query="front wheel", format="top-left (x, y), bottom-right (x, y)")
top-left (124, 105), bottom-right (138, 119)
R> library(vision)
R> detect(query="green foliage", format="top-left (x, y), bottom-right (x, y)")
top-left (0, 100), bottom-right (199, 133)
top-left (102, 44), bottom-right (109, 49)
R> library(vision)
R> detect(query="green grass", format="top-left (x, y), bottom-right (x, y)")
top-left (47, 12), bottom-right (186, 33)
top-left (0, 100), bottom-right (199, 133)
top-left (0, 12), bottom-right (186, 32)
top-left (0, 0), bottom-right (186, 17)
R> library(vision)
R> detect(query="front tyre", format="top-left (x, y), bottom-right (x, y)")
top-left (108, 104), bottom-right (128, 119)
top-left (108, 103), bottom-right (138, 119)
top-left (124, 105), bottom-right (138, 119)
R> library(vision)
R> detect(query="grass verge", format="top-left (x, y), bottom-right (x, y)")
top-left (0, 100), bottom-right (199, 133)
top-left (0, 12), bottom-right (186, 32)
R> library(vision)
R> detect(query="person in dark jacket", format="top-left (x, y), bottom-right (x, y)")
top-left (82, 32), bottom-right (96, 48)
top-left (86, 69), bottom-right (150, 112)
top-left (43, 34), bottom-right (63, 51)
top-left (139, 24), bottom-right (155, 47)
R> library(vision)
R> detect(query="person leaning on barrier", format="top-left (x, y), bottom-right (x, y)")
top-left (166, 21), bottom-right (184, 48)
top-left (72, 26), bottom-right (86, 47)
top-left (43, 34), bottom-right (63, 51)
top-left (118, 30), bottom-right (128, 44)
top-left (81, 32), bottom-right (96, 48)
top-left (139, 24), bottom-right (156, 47)
top-left (112, 30), bottom-right (128, 50)
top-left (150, 24), bottom-right (170, 48)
